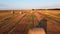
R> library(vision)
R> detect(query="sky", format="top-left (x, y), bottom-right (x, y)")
top-left (0, 0), bottom-right (60, 10)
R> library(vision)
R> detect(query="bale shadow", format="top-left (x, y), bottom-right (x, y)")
top-left (36, 18), bottom-right (47, 34)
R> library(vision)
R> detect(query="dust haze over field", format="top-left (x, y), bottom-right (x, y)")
top-left (0, 10), bottom-right (60, 34)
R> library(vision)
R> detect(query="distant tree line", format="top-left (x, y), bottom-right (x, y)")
top-left (32, 8), bottom-right (60, 10)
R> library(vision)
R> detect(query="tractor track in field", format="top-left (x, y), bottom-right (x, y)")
top-left (33, 12), bottom-right (44, 27)
top-left (37, 11), bottom-right (60, 34)
top-left (37, 11), bottom-right (60, 26)
top-left (37, 12), bottom-right (60, 23)
top-left (0, 14), bottom-right (18, 28)
top-left (0, 14), bottom-right (14, 22)
top-left (0, 13), bottom-right (18, 24)
top-left (0, 13), bottom-right (12, 20)
top-left (0, 13), bottom-right (26, 34)
top-left (9, 13), bottom-right (31, 34)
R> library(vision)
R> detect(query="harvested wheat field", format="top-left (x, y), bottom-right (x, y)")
top-left (0, 10), bottom-right (60, 34)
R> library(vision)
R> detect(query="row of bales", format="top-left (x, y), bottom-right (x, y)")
top-left (0, 10), bottom-right (23, 15)
top-left (0, 10), bottom-right (39, 14)
top-left (10, 10), bottom-right (32, 14)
